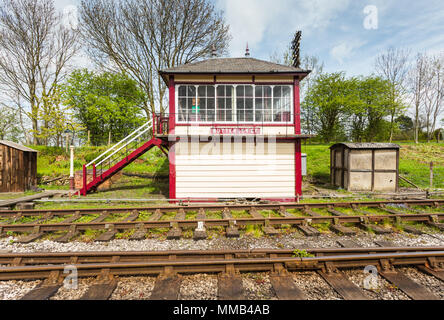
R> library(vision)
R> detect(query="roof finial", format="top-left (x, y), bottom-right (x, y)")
top-left (245, 43), bottom-right (250, 57)
top-left (211, 44), bottom-right (217, 58)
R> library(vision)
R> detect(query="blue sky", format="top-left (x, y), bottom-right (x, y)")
top-left (56, 0), bottom-right (444, 76)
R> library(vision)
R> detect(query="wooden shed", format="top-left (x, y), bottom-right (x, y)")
top-left (330, 143), bottom-right (400, 192)
top-left (0, 141), bottom-right (38, 193)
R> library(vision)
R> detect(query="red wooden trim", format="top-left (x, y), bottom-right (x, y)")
top-left (174, 82), bottom-right (294, 85)
top-left (93, 164), bottom-right (96, 180)
top-left (294, 77), bottom-right (301, 134)
top-left (172, 197), bottom-right (297, 203)
top-left (295, 139), bottom-right (302, 196)
top-left (169, 76), bottom-right (175, 134)
top-left (169, 141), bottom-right (176, 202)
top-left (175, 123), bottom-right (294, 127)
top-left (164, 136), bottom-right (305, 142)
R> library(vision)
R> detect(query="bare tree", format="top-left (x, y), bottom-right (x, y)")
top-left (408, 53), bottom-right (430, 143)
top-left (0, 105), bottom-right (20, 141)
top-left (300, 55), bottom-right (324, 135)
top-left (79, 0), bottom-right (231, 118)
top-left (423, 54), bottom-right (444, 142)
top-left (374, 47), bottom-right (410, 142)
top-left (0, 0), bottom-right (79, 145)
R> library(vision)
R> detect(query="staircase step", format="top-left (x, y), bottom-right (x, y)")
top-left (83, 137), bottom-right (163, 195)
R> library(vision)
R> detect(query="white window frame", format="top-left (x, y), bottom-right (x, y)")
top-left (175, 84), bottom-right (294, 124)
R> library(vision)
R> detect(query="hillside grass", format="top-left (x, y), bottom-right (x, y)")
top-left (302, 141), bottom-right (444, 189)
top-left (21, 141), bottom-right (444, 194)
top-left (33, 145), bottom-right (168, 179)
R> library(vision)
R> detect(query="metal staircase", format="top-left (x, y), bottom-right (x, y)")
top-left (80, 120), bottom-right (168, 195)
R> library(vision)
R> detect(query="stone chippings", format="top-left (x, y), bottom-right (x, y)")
top-left (1, 231), bottom-right (444, 253)
top-left (242, 273), bottom-right (277, 300)
top-left (290, 272), bottom-right (342, 300)
top-left (342, 269), bottom-right (410, 300)
top-left (110, 276), bottom-right (156, 300)
top-left (178, 274), bottom-right (218, 300)
top-left (0, 280), bottom-right (41, 300)
top-left (398, 267), bottom-right (444, 300)
top-left (50, 278), bottom-right (93, 300)
top-left (0, 229), bottom-right (443, 300)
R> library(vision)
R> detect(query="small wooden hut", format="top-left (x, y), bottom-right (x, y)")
top-left (330, 143), bottom-right (400, 192)
top-left (0, 141), bottom-right (38, 192)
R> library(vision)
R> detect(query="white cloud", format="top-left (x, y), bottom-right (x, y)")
top-left (330, 41), bottom-right (366, 64)
top-left (217, 0), bottom-right (351, 57)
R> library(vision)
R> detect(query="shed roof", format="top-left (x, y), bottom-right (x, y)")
top-left (159, 57), bottom-right (311, 83)
top-left (0, 140), bottom-right (38, 153)
top-left (330, 143), bottom-right (401, 150)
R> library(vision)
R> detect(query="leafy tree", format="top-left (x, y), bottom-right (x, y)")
top-left (349, 77), bottom-right (393, 142)
top-left (303, 72), bottom-right (353, 142)
top-left (32, 87), bottom-right (82, 147)
top-left (395, 115), bottom-right (414, 132)
top-left (61, 69), bottom-right (146, 145)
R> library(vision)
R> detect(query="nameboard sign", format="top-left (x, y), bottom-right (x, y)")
top-left (210, 127), bottom-right (261, 135)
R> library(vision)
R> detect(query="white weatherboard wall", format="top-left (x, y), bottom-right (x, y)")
top-left (175, 141), bottom-right (295, 198)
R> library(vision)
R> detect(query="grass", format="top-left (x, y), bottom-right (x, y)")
top-left (302, 142), bottom-right (444, 189)
top-left (2, 141), bottom-right (438, 209)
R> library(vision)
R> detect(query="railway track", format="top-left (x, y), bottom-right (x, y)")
top-left (0, 199), bottom-right (443, 242)
top-left (1, 246), bottom-right (443, 300)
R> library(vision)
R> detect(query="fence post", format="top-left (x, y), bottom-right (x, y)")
top-left (70, 146), bottom-right (75, 191)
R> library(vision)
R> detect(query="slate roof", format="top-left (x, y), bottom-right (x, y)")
top-left (160, 57), bottom-right (309, 74)
top-left (0, 140), bottom-right (38, 153)
top-left (330, 143), bottom-right (401, 150)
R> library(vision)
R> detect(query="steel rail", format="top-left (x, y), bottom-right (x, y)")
top-left (0, 246), bottom-right (443, 264)
top-left (1, 248), bottom-right (443, 281)
top-left (0, 213), bottom-right (442, 234)
top-left (0, 199), bottom-right (442, 217)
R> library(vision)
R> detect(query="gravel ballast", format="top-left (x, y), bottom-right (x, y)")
top-left (0, 229), bottom-right (443, 300)
top-left (179, 274), bottom-right (218, 300)
top-left (0, 280), bottom-right (41, 300)
top-left (110, 276), bottom-right (156, 300)
top-left (1, 231), bottom-right (443, 253)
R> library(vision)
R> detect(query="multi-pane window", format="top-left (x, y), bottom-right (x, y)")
top-left (236, 85), bottom-right (254, 122)
top-left (177, 84), bottom-right (292, 123)
top-left (178, 86), bottom-right (195, 122)
top-left (216, 85), bottom-right (233, 122)
top-left (273, 86), bottom-right (292, 122)
top-left (255, 86), bottom-right (272, 122)
top-left (197, 85), bottom-right (215, 122)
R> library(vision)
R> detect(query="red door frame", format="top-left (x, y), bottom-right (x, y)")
top-left (169, 76), bottom-right (176, 201)
top-left (168, 76), bottom-right (303, 202)
top-left (294, 76), bottom-right (302, 197)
